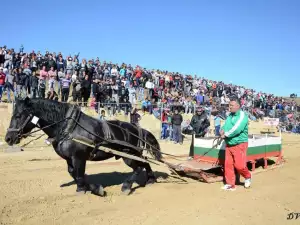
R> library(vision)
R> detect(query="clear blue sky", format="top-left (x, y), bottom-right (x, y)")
top-left (2, 0), bottom-right (299, 96)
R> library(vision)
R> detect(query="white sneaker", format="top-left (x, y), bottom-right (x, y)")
top-left (244, 176), bottom-right (252, 188)
top-left (221, 184), bottom-right (236, 191)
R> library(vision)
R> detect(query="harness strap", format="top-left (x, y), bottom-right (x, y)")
top-left (63, 105), bottom-right (81, 138)
top-left (137, 125), bottom-right (145, 148)
top-left (89, 142), bottom-right (103, 160)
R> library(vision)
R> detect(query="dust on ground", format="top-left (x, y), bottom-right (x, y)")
top-left (0, 103), bottom-right (299, 225)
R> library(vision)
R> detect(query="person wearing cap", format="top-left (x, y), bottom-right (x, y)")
top-left (220, 97), bottom-right (251, 191)
top-left (188, 106), bottom-right (211, 158)
top-left (190, 106), bottom-right (210, 137)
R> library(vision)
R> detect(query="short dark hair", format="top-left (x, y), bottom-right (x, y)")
top-left (230, 97), bottom-right (241, 106)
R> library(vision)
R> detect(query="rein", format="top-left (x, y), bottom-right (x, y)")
top-left (18, 117), bottom-right (72, 138)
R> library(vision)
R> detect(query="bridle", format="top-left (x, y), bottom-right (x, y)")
top-left (7, 113), bottom-right (35, 138)
top-left (7, 111), bottom-right (73, 139)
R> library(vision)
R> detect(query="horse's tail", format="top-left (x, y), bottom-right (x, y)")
top-left (144, 130), bottom-right (163, 162)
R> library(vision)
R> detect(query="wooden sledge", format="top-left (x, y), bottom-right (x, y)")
top-left (166, 134), bottom-right (284, 183)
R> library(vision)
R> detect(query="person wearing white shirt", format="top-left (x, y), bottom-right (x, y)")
top-left (221, 95), bottom-right (226, 104)
top-left (128, 84), bottom-right (137, 105)
top-left (111, 66), bottom-right (118, 78)
top-left (145, 79), bottom-right (154, 99)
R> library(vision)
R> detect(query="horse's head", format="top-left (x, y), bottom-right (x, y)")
top-left (5, 97), bottom-right (37, 146)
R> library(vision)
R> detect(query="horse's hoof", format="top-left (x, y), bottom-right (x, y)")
top-left (76, 186), bottom-right (87, 195)
top-left (121, 183), bottom-right (132, 195)
top-left (90, 184), bottom-right (105, 197)
top-left (76, 190), bottom-right (86, 195)
top-left (121, 188), bottom-right (132, 195)
top-left (146, 178), bottom-right (156, 186)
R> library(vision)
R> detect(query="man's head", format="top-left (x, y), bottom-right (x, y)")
top-left (229, 98), bottom-right (241, 113)
top-left (174, 109), bottom-right (179, 114)
top-left (196, 107), bottom-right (204, 115)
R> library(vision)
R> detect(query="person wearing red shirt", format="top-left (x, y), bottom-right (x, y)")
top-left (0, 67), bottom-right (6, 102)
top-left (134, 66), bottom-right (142, 86)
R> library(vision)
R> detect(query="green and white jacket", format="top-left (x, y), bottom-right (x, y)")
top-left (221, 109), bottom-right (248, 146)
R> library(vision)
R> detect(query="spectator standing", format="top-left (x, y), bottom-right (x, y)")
top-left (171, 109), bottom-right (183, 144)
top-left (4, 50), bottom-right (13, 69)
top-left (104, 95), bottom-right (113, 117)
top-left (30, 72), bottom-right (39, 98)
top-left (60, 74), bottom-right (71, 102)
top-left (214, 113), bottom-right (222, 136)
top-left (57, 68), bottom-right (65, 96)
top-left (111, 81), bottom-right (119, 112)
top-left (72, 76), bottom-right (82, 105)
top-left (4, 68), bottom-right (14, 102)
top-left (23, 65), bottom-right (32, 96)
top-left (161, 109), bottom-right (170, 139)
top-left (81, 74), bottom-right (91, 106)
top-left (39, 66), bottom-right (48, 98)
top-left (48, 67), bottom-right (56, 99)
top-left (145, 78), bottom-right (154, 99)
top-left (128, 83), bottom-right (137, 105)
top-left (0, 67), bottom-right (6, 102)
top-left (15, 68), bottom-right (27, 98)
top-left (46, 55), bottom-right (57, 71)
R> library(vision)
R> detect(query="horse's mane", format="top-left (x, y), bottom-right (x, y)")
top-left (28, 98), bottom-right (71, 122)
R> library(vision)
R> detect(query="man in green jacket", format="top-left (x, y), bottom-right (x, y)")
top-left (220, 98), bottom-right (251, 191)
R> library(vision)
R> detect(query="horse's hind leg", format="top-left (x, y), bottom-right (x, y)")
top-left (144, 163), bottom-right (157, 186)
top-left (122, 158), bottom-right (143, 195)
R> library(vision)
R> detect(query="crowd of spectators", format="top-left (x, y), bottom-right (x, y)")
top-left (0, 44), bottom-right (299, 140)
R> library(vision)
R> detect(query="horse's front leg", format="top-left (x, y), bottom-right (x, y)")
top-left (71, 156), bottom-right (105, 196)
top-left (66, 158), bottom-right (76, 181)
top-left (122, 158), bottom-right (143, 195)
top-left (71, 156), bottom-right (86, 193)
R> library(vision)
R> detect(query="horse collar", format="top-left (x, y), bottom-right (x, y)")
top-left (63, 105), bottom-right (81, 138)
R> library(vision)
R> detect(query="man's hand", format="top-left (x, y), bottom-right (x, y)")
top-left (220, 130), bottom-right (225, 139)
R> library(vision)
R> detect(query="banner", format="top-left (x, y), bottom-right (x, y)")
top-left (263, 118), bottom-right (279, 126)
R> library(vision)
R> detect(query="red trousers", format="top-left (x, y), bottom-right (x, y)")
top-left (224, 142), bottom-right (251, 187)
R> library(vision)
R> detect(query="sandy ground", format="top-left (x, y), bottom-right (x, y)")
top-left (0, 103), bottom-right (300, 225)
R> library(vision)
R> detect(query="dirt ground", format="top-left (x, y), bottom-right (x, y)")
top-left (1, 103), bottom-right (300, 225)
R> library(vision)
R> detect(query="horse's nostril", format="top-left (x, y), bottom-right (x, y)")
top-left (6, 137), bottom-right (11, 143)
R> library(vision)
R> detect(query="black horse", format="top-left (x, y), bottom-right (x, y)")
top-left (5, 97), bottom-right (162, 196)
